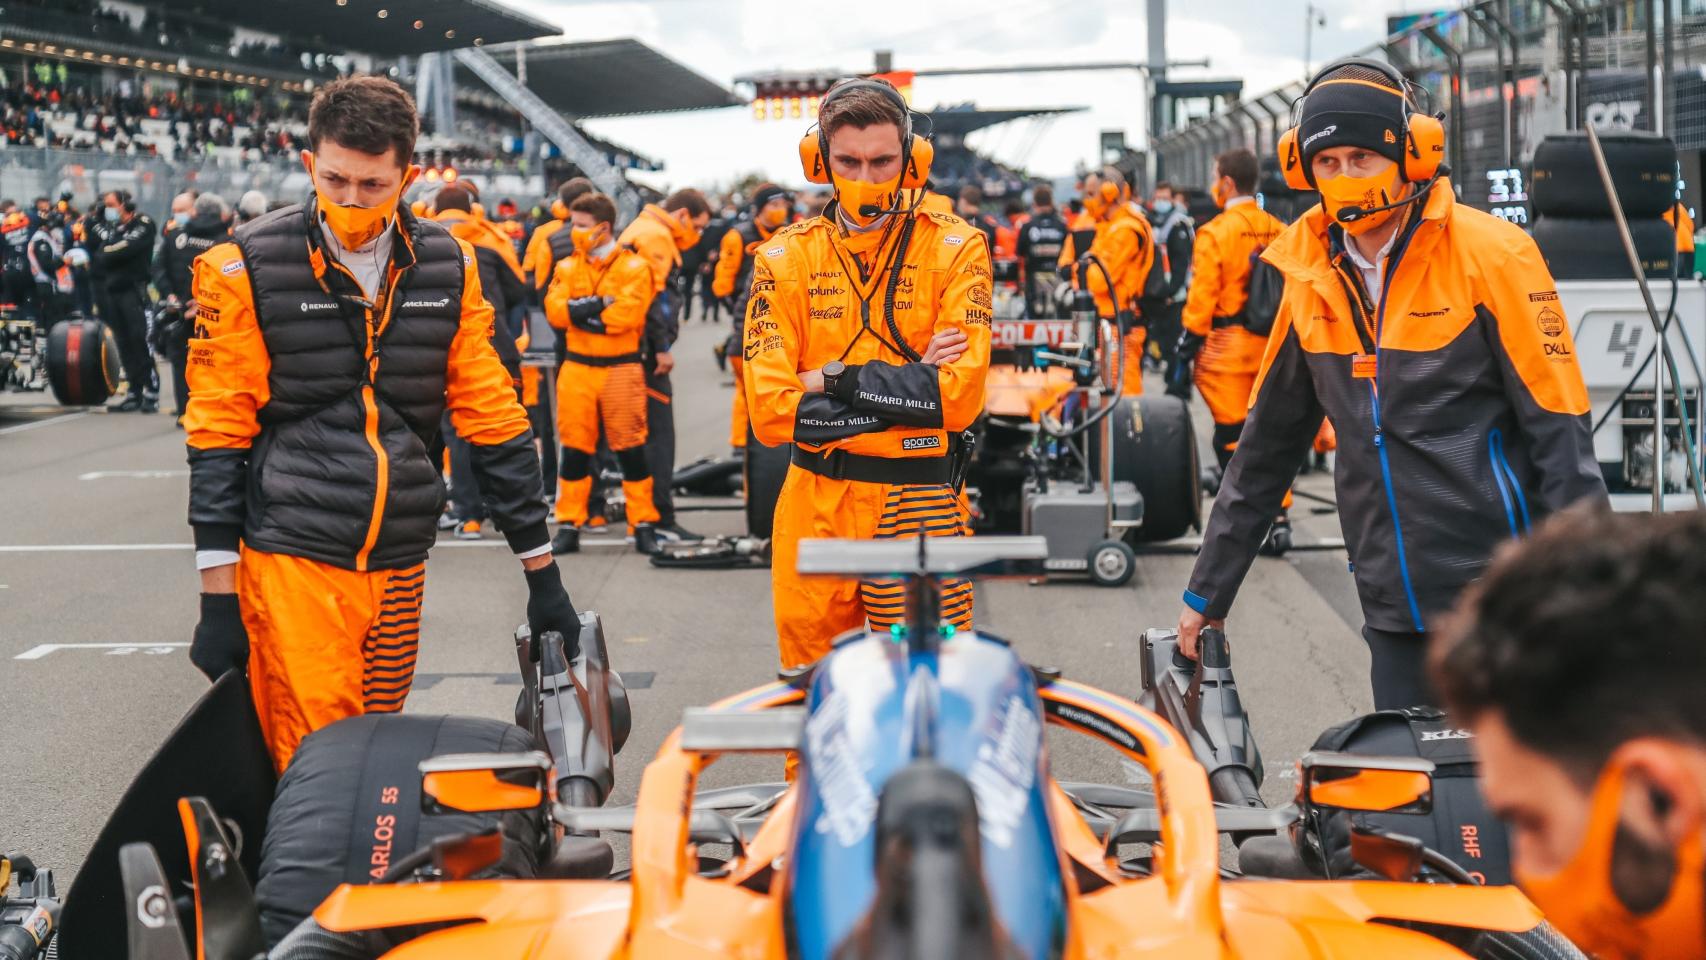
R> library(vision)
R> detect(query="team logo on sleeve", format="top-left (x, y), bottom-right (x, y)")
top-left (1536, 306), bottom-right (1564, 338)
top-left (749, 295), bottom-right (772, 319)
top-left (968, 283), bottom-right (992, 309)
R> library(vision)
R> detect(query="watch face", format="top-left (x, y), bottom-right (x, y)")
top-left (825, 361), bottom-right (845, 377)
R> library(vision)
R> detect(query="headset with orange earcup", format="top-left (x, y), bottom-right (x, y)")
top-left (799, 78), bottom-right (934, 189)
top-left (1276, 56), bottom-right (1445, 191)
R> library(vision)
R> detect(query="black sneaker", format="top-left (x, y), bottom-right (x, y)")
top-left (632, 522), bottom-right (660, 555)
top-left (1259, 515), bottom-right (1293, 557)
top-left (109, 395), bottom-right (144, 413)
top-left (551, 526), bottom-right (581, 555)
top-left (653, 521), bottom-right (704, 544)
top-left (139, 396), bottom-right (159, 414)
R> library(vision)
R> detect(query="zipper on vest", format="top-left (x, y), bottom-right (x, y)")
top-left (352, 263), bottom-right (409, 571)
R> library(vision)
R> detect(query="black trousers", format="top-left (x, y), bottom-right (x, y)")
top-left (1362, 625), bottom-right (1438, 711)
top-left (644, 367), bottom-right (676, 526)
top-left (168, 337), bottom-right (189, 415)
top-left (101, 283), bottom-right (157, 400)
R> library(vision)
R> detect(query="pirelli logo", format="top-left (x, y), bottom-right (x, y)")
top-left (1528, 291), bottom-right (1560, 303)
top-left (901, 435), bottom-right (942, 451)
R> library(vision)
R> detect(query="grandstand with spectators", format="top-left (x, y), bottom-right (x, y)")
top-left (0, 0), bottom-right (738, 215)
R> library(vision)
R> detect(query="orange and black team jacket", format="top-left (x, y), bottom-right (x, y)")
top-left (1187, 180), bottom-right (1608, 633)
top-left (184, 203), bottom-right (551, 571)
top-left (711, 218), bottom-right (777, 317)
top-left (743, 198), bottom-right (992, 462)
top-left (523, 213), bottom-right (569, 291)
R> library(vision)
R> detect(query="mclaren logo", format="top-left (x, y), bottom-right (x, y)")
top-left (1301, 124), bottom-right (1338, 150)
top-left (400, 297), bottom-right (451, 309)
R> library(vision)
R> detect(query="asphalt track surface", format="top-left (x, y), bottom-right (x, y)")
top-left (0, 313), bottom-right (1372, 884)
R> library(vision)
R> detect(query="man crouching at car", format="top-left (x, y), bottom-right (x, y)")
top-left (743, 77), bottom-right (992, 675)
top-left (183, 75), bottom-right (581, 772)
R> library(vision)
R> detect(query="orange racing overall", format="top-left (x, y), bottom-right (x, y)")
top-left (543, 242), bottom-right (661, 530)
top-left (744, 197), bottom-right (992, 670)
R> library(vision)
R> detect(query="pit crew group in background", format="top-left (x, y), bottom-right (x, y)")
top-left (5, 67), bottom-right (1704, 954)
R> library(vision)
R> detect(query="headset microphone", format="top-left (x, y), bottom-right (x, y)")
top-left (1333, 174), bottom-right (1441, 225)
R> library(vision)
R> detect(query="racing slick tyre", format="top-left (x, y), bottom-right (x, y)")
top-left (1531, 215), bottom-right (1677, 280)
top-left (1530, 131), bottom-right (1678, 219)
top-left (44, 317), bottom-right (120, 406)
top-left (255, 714), bottom-right (549, 946)
top-left (744, 425), bottom-right (790, 539)
top-left (1087, 539), bottom-right (1136, 587)
top-left (1110, 395), bottom-right (1201, 543)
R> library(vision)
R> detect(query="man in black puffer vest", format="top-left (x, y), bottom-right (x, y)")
top-left (182, 76), bottom-right (581, 772)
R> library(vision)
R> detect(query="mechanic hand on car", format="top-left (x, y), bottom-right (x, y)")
top-left (523, 555), bottom-right (581, 660)
top-left (190, 565), bottom-right (248, 681)
top-left (1176, 606), bottom-right (1227, 661)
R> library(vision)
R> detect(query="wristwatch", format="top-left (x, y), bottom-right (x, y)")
top-left (822, 360), bottom-right (846, 396)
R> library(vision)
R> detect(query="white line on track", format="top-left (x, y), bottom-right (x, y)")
top-left (78, 469), bottom-right (189, 480)
top-left (15, 642), bottom-right (188, 660)
top-left (0, 411), bottom-right (89, 435)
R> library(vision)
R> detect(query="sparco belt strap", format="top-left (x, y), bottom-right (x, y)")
top-left (564, 351), bottom-right (643, 367)
top-left (342, 716), bottom-right (441, 883)
top-left (791, 445), bottom-right (951, 484)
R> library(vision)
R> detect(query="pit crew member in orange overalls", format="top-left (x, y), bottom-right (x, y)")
top-left (1166, 148), bottom-right (1292, 545)
top-left (714, 183), bottom-right (793, 451)
top-left (744, 77), bottom-right (992, 672)
top-left (1073, 167), bottom-right (1155, 396)
top-left (618, 189), bottom-right (712, 544)
top-left (184, 76), bottom-right (580, 771)
top-left (543, 191), bottom-right (662, 556)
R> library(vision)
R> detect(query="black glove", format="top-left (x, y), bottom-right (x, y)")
top-left (190, 592), bottom-right (249, 681)
top-left (567, 296), bottom-right (608, 333)
top-left (524, 562), bottom-right (581, 660)
top-left (1165, 331), bottom-right (1205, 399)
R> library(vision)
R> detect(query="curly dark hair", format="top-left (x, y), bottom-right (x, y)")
top-left (307, 75), bottom-right (419, 166)
top-left (1430, 508), bottom-right (1706, 783)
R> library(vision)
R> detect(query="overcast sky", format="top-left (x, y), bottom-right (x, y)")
top-left (501, 0), bottom-right (1428, 192)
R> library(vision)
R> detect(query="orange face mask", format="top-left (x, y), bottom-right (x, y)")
top-left (570, 225), bottom-right (605, 255)
top-left (1210, 179), bottom-right (1228, 209)
top-left (1317, 163), bottom-right (1406, 236)
top-left (834, 174), bottom-right (899, 228)
top-left (1081, 193), bottom-right (1108, 220)
top-left (310, 158), bottom-right (418, 250)
top-left (1516, 760), bottom-right (1706, 960)
top-left (760, 205), bottom-right (790, 229)
top-left (551, 199), bottom-right (570, 221)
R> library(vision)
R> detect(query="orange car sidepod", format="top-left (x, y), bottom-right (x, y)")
top-left (1187, 179), bottom-right (1605, 634)
top-left (543, 243), bottom-right (660, 529)
top-left (743, 198), bottom-right (992, 669)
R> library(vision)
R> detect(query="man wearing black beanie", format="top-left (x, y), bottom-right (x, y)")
top-left (1174, 58), bottom-right (1606, 710)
